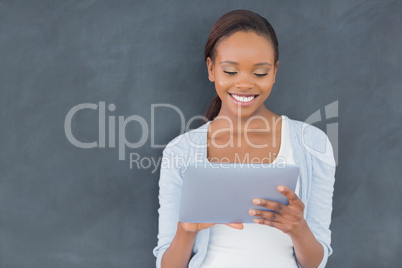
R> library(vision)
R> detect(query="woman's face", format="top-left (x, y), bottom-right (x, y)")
top-left (206, 31), bottom-right (278, 119)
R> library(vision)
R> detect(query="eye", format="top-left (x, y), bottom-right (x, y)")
top-left (223, 71), bottom-right (237, 75)
top-left (223, 71), bottom-right (268, 77)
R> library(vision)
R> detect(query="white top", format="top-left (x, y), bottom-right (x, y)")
top-left (199, 115), bottom-right (300, 268)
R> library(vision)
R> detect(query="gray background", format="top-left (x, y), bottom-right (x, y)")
top-left (1, 0), bottom-right (401, 267)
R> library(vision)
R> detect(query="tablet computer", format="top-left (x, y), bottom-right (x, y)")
top-left (179, 162), bottom-right (299, 223)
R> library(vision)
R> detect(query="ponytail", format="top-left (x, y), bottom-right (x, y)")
top-left (201, 95), bottom-right (221, 125)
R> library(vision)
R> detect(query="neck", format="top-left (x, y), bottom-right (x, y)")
top-left (213, 105), bottom-right (281, 134)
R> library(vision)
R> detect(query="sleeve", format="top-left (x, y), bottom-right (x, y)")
top-left (152, 145), bottom-right (185, 268)
top-left (303, 130), bottom-right (336, 268)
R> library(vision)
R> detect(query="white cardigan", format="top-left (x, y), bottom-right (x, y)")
top-left (153, 115), bottom-right (336, 268)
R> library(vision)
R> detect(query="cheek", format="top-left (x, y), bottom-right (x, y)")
top-left (215, 75), bottom-right (232, 91)
top-left (256, 76), bottom-right (275, 91)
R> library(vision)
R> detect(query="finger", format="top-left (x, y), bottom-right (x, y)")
top-left (277, 185), bottom-right (299, 203)
top-left (253, 218), bottom-right (297, 234)
top-left (179, 222), bottom-right (215, 233)
top-left (253, 217), bottom-right (282, 228)
top-left (225, 223), bottom-right (244, 230)
top-left (199, 223), bottom-right (216, 229)
top-left (249, 209), bottom-right (283, 222)
top-left (252, 198), bottom-right (287, 213)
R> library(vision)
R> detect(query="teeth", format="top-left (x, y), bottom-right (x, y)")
top-left (231, 94), bottom-right (256, 103)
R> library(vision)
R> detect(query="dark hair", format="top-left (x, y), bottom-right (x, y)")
top-left (201, 9), bottom-right (279, 125)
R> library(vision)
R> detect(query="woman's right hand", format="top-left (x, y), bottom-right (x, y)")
top-left (179, 221), bottom-right (244, 233)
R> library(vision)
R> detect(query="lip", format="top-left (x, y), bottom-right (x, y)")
top-left (228, 93), bottom-right (259, 106)
top-left (229, 92), bottom-right (258, 97)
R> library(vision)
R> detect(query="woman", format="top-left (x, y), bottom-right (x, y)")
top-left (153, 9), bottom-right (336, 268)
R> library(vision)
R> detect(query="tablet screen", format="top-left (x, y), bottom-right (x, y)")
top-left (179, 162), bottom-right (299, 223)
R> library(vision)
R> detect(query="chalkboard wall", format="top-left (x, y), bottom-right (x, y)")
top-left (1, 0), bottom-right (401, 267)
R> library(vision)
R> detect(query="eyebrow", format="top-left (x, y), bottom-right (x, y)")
top-left (220, 60), bottom-right (272, 67)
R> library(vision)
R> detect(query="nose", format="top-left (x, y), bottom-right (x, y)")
top-left (234, 72), bottom-right (254, 90)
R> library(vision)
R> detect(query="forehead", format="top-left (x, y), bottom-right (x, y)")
top-left (215, 31), bottom-right (275, 63)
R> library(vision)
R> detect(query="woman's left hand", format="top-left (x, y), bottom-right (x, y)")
top-left (249, 185), bottom-right (307, 237)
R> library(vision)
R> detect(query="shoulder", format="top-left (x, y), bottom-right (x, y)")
top-left (285, 115), bottom-right (327, 140)
top-left (286, 115), bottom-right (336, 167)
top-left (163, 121), bottom-right (209, 154)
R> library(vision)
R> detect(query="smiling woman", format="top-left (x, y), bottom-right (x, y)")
top-left (153, 9), bottom-right (336, 268)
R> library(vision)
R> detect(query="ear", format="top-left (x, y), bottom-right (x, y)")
top-left (273, 61), bottom-right (279, 83)
top-left (206, 57), bottom-right (215, 82)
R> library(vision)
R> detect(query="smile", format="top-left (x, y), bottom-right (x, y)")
top-left (229, 93), bottom-right (259, 105)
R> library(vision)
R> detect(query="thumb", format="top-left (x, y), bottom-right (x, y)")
top-left (225, 223), bottom-right (244, 230)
